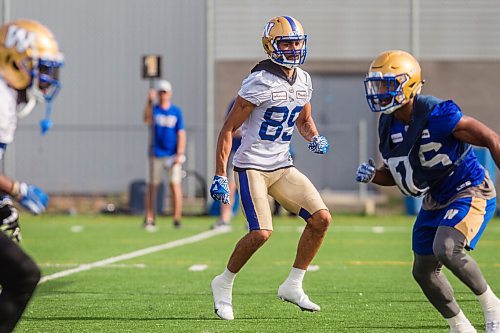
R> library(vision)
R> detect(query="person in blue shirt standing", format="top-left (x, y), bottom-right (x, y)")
top-left (356, 50), bottom-right (500, 333)
top-left (143, 80), bottom-right (186, 230)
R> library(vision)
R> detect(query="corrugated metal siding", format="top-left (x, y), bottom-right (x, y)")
top-left (8, 0), bottom-right (207, 192)
top-left (5, 0), bottom-right (500, 194)
top-left (420, 0), bottom-right (500, 59)
top-left (215, 0), bottom-right (500, 60)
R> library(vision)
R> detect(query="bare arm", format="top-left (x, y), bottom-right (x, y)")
top-left (453, 115), bottom-right (500, 168)
top-left (0, 173), bottom-right (15, 195)
top-left (295, 102), bottom-right (319, 141)
top-left (175, 130), bottom-right (186, 164)
top-left (143, 89), bottom-right (156, 125)
top-left (372, 166), bottom-right (396, 186)
top-left (215, 96), bottom-right (254, 176)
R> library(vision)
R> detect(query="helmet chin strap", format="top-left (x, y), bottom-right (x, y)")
top-left (16, 90), bottom-right (37, 119)
top-left (270, 55), bottom-right (296, 69)
top-left (16, 86), bottom-right (54, 135)
top-left (40, 97), bottom-right (53, 135)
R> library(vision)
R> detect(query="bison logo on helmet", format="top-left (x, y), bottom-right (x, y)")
top-left (263, 22), bottom-right (275, 38)
top-left (5, 25), bottom-right (35, 53)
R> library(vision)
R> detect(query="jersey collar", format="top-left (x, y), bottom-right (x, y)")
top-left (251, 59), bottom-right (297, 85)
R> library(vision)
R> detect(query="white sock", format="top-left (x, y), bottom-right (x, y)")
top-left (221, 268), bottom-right (236, 284)
top-left (286, 267), bottom-right (306, 286)
top-left (477, 286), bottom-right (500, 315)
top-left (446, 310), bottom-right (474, 329)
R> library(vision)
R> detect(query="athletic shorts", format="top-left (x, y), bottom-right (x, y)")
top-left (146, 157), bottom-right (183, 185)
top-left (234, 166), bottom-right (328, 231)
top-left (413, 174), bottom-right (497, 255)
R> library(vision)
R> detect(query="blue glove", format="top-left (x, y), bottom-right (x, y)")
top-left (210, 176), bottom-right (230, 205)
top-left (308, 135), bottom-right (330, 154)
top-left (356, 159), bottom-right (376, 183)
top-left (13, 182), bottom-right (49, 215)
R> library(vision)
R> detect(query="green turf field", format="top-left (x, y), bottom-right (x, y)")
top-left (13, 213), bottom-right (500, 332)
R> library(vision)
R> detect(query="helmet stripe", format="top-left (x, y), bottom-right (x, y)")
top-left (282, 16), bottom-right (297, 32)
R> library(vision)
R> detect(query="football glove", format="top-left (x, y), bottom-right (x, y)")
top-left (356, 159), bottom-right (376, 183)
top-left (210, 176), bottom-right (230, 205)
top-left (0, 197), bottom-right (21, 242)
top-left (11, 181), bottom-right (49, 215)
top-left (308, 135), bottom-right (330, 154)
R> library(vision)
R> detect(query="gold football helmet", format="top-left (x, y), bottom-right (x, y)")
top-left (364, 50), bottom-right (423, 114)
top-left (0, 19), bottom-right (64, 133)
top-left (262, 16), bottom-right (307, 69)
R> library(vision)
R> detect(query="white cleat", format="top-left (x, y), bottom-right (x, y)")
top-left (485, 299), bottom-right (500, 333)
top-left (277, 282), bottom-right (320, 312)
top-left (487, 322), bottom-right (500, 333)
top-left (211, 275), bottom-right (234, 320)
top-left (448, 326), bottom-right (477, 333)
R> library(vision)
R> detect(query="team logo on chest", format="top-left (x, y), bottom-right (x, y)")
top-left (155, 114), bottom-right (177, 127)
top-left (272, 91), bottom-right (287, 101)
top-left (391, 133), bottom-right (403, 143)
top-left (296, 90), bottom-right (307, 100)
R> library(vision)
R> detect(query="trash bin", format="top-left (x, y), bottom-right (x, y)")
top-left (474, 147), bottom-right (498, 215)
top-left (128, 179), bottom-right (164, 215)
top-left (404, 196), bottom-right (423, 216)
top-left (474, 147), bottom-right (496, 183)
top-left (208, 191), bottom-right (239, 216)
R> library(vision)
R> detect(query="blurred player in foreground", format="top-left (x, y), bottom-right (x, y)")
top-left (356, 50), bottom-right (500, 333)
top-left (210, 16), bottom-right (331, 320)
top-left (0, 19), bottom-right (64, 333)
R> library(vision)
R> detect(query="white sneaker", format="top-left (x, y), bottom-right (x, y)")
top-left (211, 220), bottom-right (232, 232)
top-left (487, 322), bottom-right (500, 333)
top-left (277, 281), bottom-right (320, 312)
top-left (142, 218), bottom-right (157, 232)
top-left (211, 275), bottom-right (234, 320)
top-left (485, 299), bottom-right (500, 333)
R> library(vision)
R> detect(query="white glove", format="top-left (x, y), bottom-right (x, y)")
top-left (356, 159), bottom-right (376, 183)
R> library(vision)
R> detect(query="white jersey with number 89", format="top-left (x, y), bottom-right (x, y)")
top-left (233, 67), bottom-right (312, 171)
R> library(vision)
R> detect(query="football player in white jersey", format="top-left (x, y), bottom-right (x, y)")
top-left (0, 19), bottom-right (63, 332)
top-left (210, 16), bottom-right (332, 320)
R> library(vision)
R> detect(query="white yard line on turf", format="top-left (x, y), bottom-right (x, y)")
top-left (39, 228), bottom-right (230, 284)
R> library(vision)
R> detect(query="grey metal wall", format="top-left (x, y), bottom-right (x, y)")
top-left (5, 0), bottom-right (500, 194)
top-left (215, 0), bottom-right (500, 60)
top-left (291, 74), bottom-right (377, 192)
top-left (7, 0), bottom-right (207, 193)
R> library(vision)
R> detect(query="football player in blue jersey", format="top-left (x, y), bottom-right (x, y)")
top-left (356, 50), bottom-right (500, 333)
top-left (0, 19), bottom-right (64, 333)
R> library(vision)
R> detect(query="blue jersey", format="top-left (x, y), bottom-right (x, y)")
top-left (382, 95), bottom-right (485, 204)
top-left (152, 104), bottom-right (184, 157)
